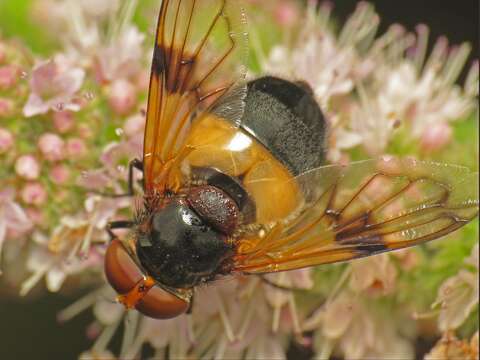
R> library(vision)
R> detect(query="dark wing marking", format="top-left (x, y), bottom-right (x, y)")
top-left (143, 0), bottom-right (248, 192)
top-left (233, 157), bottom-right (479, 273)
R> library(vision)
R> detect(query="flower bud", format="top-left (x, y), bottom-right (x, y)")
top-left (15, 155), bottom-right (40, 180)
top-left (38, 133), bottom-right (65, 161)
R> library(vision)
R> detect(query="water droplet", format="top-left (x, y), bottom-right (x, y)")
top-left (115, 128), bottom-right (124, 137)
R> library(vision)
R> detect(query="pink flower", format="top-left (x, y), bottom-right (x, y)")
top-left (0, 98), bottom-right (13, 117)
top-left (38, 133), bottom-right (65, 161)
top-left (108, 79), bottom-right (137, 115)
top-left (274, 1), bottom-right (299, 27)
top-left (21, 183), bottom-right (48, 206)
top-left (25, 207), bottom-right (45, 225)
top-left (349, 254), bottom-right (397, 296)
top-left (15, 155), bottom-right (41, 180)
top-left (96, 26), bottom-right (145, 83)
top-left (0, 127), bottom-right (14, 153)
top-left (77, 123), bottom-right (93, 139)
top-left (420, 121), bottom-right (453, 152)
top-left (123, 114), bottom-right (145, 137)
top-left (50, 164), bottom-right (71, 184)
top-left (66, 138), bottom-right (87, 158)
top-left (23, 57), bottom-right (85, 117)
top-left (0, 65), bottom-right (19, 89)
top-left (53, 111), bottom-right (75, 133)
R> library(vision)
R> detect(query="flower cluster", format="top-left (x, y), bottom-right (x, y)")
top-left (257, 1), bottom-right (479, 162)
top-left (0, 1), bottom-right (478, 359)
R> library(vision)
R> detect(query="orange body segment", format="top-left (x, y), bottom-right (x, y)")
top-left (185, 115), bottom-right (301, 224)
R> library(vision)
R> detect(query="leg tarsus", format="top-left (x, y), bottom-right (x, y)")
top-left (186, 294), bottom-right (195, 314)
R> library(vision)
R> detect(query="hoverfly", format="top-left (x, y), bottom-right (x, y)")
top-left (104, 0), bottom-right (479, 319)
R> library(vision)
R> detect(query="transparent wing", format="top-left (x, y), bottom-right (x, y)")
top-left (143, 0), bottom-right (248, 192)
top-left (234, 157), bottom-right (479, 273)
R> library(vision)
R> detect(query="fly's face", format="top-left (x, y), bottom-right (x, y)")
top-left (104, 238), bottom-right (189, 319)
top-left (104, 0), bottom-right (479, 320)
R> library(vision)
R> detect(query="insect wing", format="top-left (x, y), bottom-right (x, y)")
top-left (143, 0), bottom-right (248, 192)
top-left (234, 157), bottom-right (479, 273)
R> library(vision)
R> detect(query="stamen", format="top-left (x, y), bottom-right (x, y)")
top-left (120, 310), bottom-right (140, 358)
top-left (316, 2), bottom-right (332, 29)
top-left (237, 294), bottom-right (256, 340)
top-left (79, 221), bottom-right (95, 258)
top-left (442, 43), bottom-right (471, 86)
top-left (20, 262), bottom-right (52, 296)
top-left (424, 36), bottom-right (448, 74)
top-left (326, 266), bottom-right (352, 305)
top-left (316, 336), bottom-right (335, 360)
top-left (272, 304), bottom-right (281, 333)
top-left (465, 60), bottom-right (479, 96)
top-left (124, 316), bottom-right (148, 359)
top-left (91, 315), bottom-right (123, 353)
top-left (187, 314), bottom-right (196, 344)
top-left (58, 287), bottom-right (107, 322)
top-left (214, 288), bottom-right (235, 342)
top-left (412, 309), bottom-right (441, 320)
top-left (170, 321), bottom-right (188, 360)
top-left (413, 24), bottom-right (429, 73)
top-left (288, 294), bottom-right (301, 335)
top-left (214, 337), bottom-right (228, 360)
top-left (65, 237), bottom-right (82, 263)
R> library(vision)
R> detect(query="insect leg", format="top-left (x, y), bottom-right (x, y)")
top-left (186, 294), bottom-right (195, 314)
top-left (107, 220), bottom-right (135, 241)
top-left (96, 158), bottom-right (144, 198)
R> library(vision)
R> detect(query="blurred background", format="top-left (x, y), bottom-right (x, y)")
top-left (0, 0), bottom-right (477, 359)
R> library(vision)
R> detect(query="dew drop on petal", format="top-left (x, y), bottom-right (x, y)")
top-left (115, 128), bottom-right (124, 137)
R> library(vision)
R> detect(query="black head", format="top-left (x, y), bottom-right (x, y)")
top-left (136, 199), bottom-right (233, 288)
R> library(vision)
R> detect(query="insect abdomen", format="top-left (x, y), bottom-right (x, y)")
top-left (240, 76), bottom-right (327, 176)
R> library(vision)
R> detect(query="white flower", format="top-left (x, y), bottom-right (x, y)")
top-left (305, 291), bottom-right (414, 360)
top-left (19, 196), bottom-right (129, 296)
top-left (349, 254), bottom-right (397, 296)
top-left (433, 244), bottom-right (479, 332)
top-left (261, 2), bottom-right (379, 110)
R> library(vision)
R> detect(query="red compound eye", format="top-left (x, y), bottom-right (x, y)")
top-left (135, 284), bottom-right (189, 319)
top-left (104, 239), bottom-right (188, 319)
top-left (104, 239), bottom-right (143, 294)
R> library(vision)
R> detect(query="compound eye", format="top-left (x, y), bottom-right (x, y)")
top-left (136, 285), bottom-right (189, 319)
top-left (105, 239), bottom-right (143, 294)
